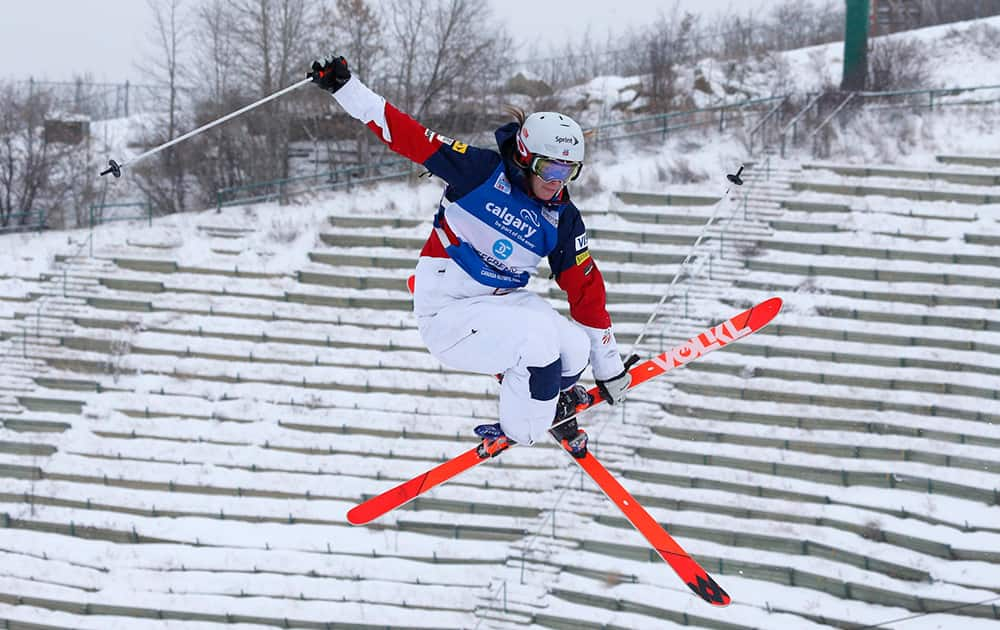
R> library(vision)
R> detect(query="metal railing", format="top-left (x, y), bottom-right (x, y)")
top-left (809, 92), bottom-right (858, 140)
top-left (215, 159), bottom-right (412, 210)
top-left (11, 79), bottom-right (181, 121)
top-left (590, 95), bottom-right (788, 146)
top-left (779, 92), bottom-right (824, 158)
top-left (748, 96), bottom-right (788, 155)
top-left (9, 231), bottom-right (94, 361)
top-left (97, 81), bottom-right (1000, 216)
top-left (89, 201), bottom-right (153, 228)
top-left (858, 83), bottom-right (1000, 110)
top-left (219, 95), bottom-right (787, 211)
top-left (771, 83), bottom-right (1000, 157)
top-left (0, 211), bottom-right (48, 234)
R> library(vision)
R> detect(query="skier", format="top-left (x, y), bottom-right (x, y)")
top-left (308, 56), bottom-right (632, 458)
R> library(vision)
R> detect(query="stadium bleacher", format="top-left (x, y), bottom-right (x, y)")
top-left (0, 154), bottom-right (998, 628)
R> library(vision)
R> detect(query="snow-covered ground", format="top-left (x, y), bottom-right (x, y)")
top-left (3, 147), bottom-right (999, 629)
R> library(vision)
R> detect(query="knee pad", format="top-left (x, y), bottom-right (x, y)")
top-left (527, 358), bottom-right (561, 401)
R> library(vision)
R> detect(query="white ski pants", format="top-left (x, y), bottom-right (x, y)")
top-left (414, 257), bottom-right (590, 445)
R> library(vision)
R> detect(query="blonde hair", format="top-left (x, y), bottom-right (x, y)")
top-left (503, 105), bottom-right (527, 126)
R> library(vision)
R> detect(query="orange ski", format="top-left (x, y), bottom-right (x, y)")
top-left (556, 437), bottom-right (731, 606)
top-left (346, 438), bottom-right (508, 526)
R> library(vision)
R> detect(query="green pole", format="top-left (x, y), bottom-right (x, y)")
top-left (842, 0), bottom-right (870, 91)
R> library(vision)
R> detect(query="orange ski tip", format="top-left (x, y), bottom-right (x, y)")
top-left (346, 506), bottom-right (369, 526)
top-left (762, 295), bottom-right (783, 313)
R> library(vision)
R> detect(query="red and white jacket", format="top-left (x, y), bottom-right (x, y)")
top-left (331, 76), bottom-right (625, 379)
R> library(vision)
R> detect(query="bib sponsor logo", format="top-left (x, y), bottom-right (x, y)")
top-left (542, 209), bottom-right (559, 227)
top-left (425, 128), bottom-right (466, 152)
top-left (649, 320), bottom-right (753, 371)
top-left (494, 172), bottom-right (511, 194)
top-left (485, 201), bottom-right (537, 239)
top-left (520, 208), bottom-right (540, 227)
top-left (478, 249), bottom-right (520, 274)
top-left (492, 238), bottom-right (514, 260)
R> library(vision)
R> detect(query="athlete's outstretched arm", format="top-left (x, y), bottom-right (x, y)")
top-left (310, 56), bottom-right (498, 186)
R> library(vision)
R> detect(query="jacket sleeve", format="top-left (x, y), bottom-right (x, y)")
top-left (331, 75), bottom-right (498, 189)
top-left (549, 206), bottom-right (626, 380)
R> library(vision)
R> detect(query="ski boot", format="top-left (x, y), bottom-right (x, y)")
top-left (474, 422), bottom-right (512, 458)
top-left (555, 384), bottom-right (593, 423)
top-left (551, 385), bottom-right (592, 459)
top-left (551, 418), bottom-right (589, 459)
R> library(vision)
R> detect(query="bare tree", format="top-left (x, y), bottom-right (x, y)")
top-left (385, 0), bottom-right (511, 118)
top-left (385, 0), bottom-right (429, 114)
top-left (0, 85), bottom-right (53, 229)
top-left (188, 0), bottom-right (252, 200)
top-left (868, 36), bottom-right (932, 91)
top-left (193, 0), bottom-right (236, 104)
top-left (916, 0), bottom-right (1000, 26)
top-left (134, 0), bottom-right (190, 216)
top-left (0, 83), bottom-right (94, 230)
top-left (643, 8), bottom-right (698, 112)
top-left (224, 0), bottom-right (321, 180)
top-left (322, 0), bottom-right (385, 170)
top-left (327, 0), bottom-right (384, 81)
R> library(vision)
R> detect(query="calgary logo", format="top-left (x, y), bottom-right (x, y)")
top-left (555, 135), bottom-right (580, 145)
top-left (486, 201), bottom-right (537, 238)
top-left (520, 208), bottom-right (540, 227)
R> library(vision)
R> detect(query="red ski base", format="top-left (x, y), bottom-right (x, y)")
top-left (557, 438), bottom-right (731, 606)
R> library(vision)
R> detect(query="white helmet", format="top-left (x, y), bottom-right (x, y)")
top-left (515, 112), bottom-right (585, 165)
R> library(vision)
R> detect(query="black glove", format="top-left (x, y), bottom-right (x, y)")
top-left (596, 354), bottom-right (640, 405)
top-left (308, 56), bottom-right (351, 93)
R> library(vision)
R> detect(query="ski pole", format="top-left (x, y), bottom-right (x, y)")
top-left (99, 76), bottom-right (313, 178)
top-left (626, 164), bottom-right (745, 355)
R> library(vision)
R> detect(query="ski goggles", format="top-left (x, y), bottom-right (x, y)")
top-left (530, 156), bottom-right (582, 182)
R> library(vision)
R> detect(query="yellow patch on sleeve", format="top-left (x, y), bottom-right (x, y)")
top-left (575, 251), bottom-right (591, 266)
top-left (452, 141), bottom-right (468, 154)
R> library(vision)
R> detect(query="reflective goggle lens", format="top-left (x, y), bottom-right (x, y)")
top-left (531, 157), bottom-right (582, 182)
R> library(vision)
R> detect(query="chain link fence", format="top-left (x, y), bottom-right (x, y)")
top-left (9, 79), bottom-right (184, 120)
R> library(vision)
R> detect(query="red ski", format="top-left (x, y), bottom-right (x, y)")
top-left (346, 441), bottom-right (501, 526)
top-left (347, 297), bottom-right (781, 527)
top-left (555, 436), bottom-right (731, 606)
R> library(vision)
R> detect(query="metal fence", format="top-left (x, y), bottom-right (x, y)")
top-left (216, 95), bottom-right (786, 210)
top-left (775, 83), bottom-right (1000, 157)
top-left (10, 79), bottom-right (179, 121)
top-left (215, 159), bottom-right (414, 210)
top-left (0, 211), bottom-right (48, 234)
top-left (88, 201), bottom-right (153, 228)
